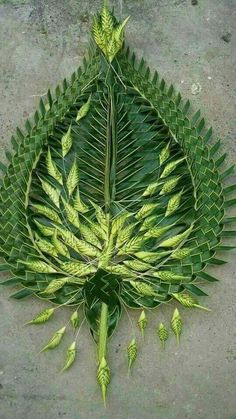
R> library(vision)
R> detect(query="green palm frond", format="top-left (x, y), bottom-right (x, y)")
top-left (0, 0), bottom-right (235, 405)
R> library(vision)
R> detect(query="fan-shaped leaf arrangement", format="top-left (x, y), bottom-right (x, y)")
top-left (0, 1), bottom-right (235, 404)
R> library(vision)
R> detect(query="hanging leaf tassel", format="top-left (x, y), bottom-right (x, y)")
top-left (70, 310), bottom-right (79, 328)
top-left (127, 338), bottom-right (137, 372)
top-left (76, 95), bottom-right (92, 122)
top-left (158, 323), bottom-right (168, 348)
top-left (138, 310), bottom-right (147, 338)
top-left (61, 341), bottom-right (76, 371)
top-left (171, 308), bottom-right (183, 344)
top-left (172, 293), bottom-right (211, 311)
top-left (40, 326), bottom-right (66, 352)
top-left (97, 357), bottom-right (111, 406)
top-left (25, 308), bottom-right (54, 325)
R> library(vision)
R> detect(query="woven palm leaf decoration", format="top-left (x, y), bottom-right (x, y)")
top-left (0, 1), bottom-right (236, 405)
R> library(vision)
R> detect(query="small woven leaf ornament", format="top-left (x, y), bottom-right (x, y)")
top-left (62, 125), bottom-right (72, 157)
top-left (127, 338), bottom-right (137, 371)
top-left (158, 323), bottom-right (168, 348)
top-left (97, 357), bottom-right (111, 406)
top-left (25, 308), bottom-right (54, 325)
top-left (138, 310), bottom-right (147, 338)
top-left (70, 311), bottom-right (79, 328)
top-left (41, 326), bottom-right (66, 352)
top-left (171, 308), bottom-right (183, 344)
top-left (172, 293), bottom-right (211, 311)
top-left (62, 341), bottom-right (77, 372)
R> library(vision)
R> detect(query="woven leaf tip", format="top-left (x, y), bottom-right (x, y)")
top-left (158, 323), bottom-right (168, 348)
top-left (66, 157), bottom-right (79, 196)
top-left (92, 6), bottom-right (129, 62)
top-left (138, 310), bottom-right (147, 338)
top-left (130, 280), bottom-right (156, 297)
top-left (61, 341), bottom-right (76, 372)
top-left (159, 143), bottom-right (170, 166)
top-left (97, 357), bottom-right (111, 406)
top-left (46, 148), bottom-right (63, 185)
top-left (171, 308), bottom-right (182, 344)
top-left (128, 338), bottom-right (137, 371)
top-left (25, 308), bottom-right (54, 325)
top-left (61, 125), bottom-right (72, 157)
top-left (42, 279), bottom-right (67, 295)
top-left (76, 95), bottom-right (92, 122)
top-left (41, 326), bottom-right (66, 352)
top-left (70, 310), bottom-right (79, 328)
top-left (19, 260), bottom-right (57, 274)
top-left (172, 293), bottom-right (211, 311)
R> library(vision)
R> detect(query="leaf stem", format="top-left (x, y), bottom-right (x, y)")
top-left (97, 302), bottom-right (109, 363)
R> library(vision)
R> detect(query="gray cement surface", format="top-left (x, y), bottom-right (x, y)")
top-left (0, 1), bottom-right (236, 418)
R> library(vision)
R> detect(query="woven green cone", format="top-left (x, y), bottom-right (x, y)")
top-left (138, 310), bottom-right (147, 338)
top-left (158, 323), bottom-right (168, 348)
top-left (127, 338), bottom-right (137, 372)
top-left (171, 308), bottom-right (182, 344)
top-left (97, 357), bottom-right (111, 406)
top-left (172, 293), bottom-right (211, 311)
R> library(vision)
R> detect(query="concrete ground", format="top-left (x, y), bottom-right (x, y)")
top-left (0, 0), bottom-right (236, 418)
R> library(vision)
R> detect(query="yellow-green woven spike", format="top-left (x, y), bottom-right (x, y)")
top-left (61, 341), bottom-right (76, 372)
top-left (142, 181), bottom-right (159, 197)
top-left (158, 323), bottom-right (168, 348)
top-left (97, 357), bottom-right (111, 406)
top-left (165, 190), bottom-right (183, 217)
top-left (62, 124), bottom-right (72, 157)
top-left (101, 4), bottom-right (114, 38)
top-left (130, 280), bottom-right (156, 297)
top-left (19, 259), bottom-right (57, 274)
top-left (105, 265), bottom-right (136, 278)
top-left (62, 198), bottom-right (80, 229)
top-left (144, 225), bottom-right (172, 239)
top-left (40, 179), bottom-right (60, 208)
top-left (140, 215), bottom-right (156, 231)
top-left (111, 212), bottom-right (131, 238)
top-left (134, 250), bottom-right (170, 263)
top-left (160, 157), bottom-right (185, 179)
top-left (66, 157), bottom-right (79, 197)
top-left (171, 308), bottom-right (182, 344)
top-left (171, 248), bottom-right (192, 260)
top-left (92, 18), bottom-right (107, 55)
top-left (34, 220), bottom-right (55, 237)
top-left (40, 326), bottom-right (66, 352)
top-left (42, 279), bottom-right (67, 295)
top-left (70, 310), bottom-right (79, 328)
top-left (76, 95), bottom-right (92, 122)
top-left (25, 308), bottom-right (54, 325)
top-left (159, 225), bottom-right (193, 248)
top-left (172, 293), bottom-right (211, 311)
top-left (153, 270), bottom-right (188, 283)
top-left (159, 143), bottom-right (170, 166)
top-left (138, 310), bottom-right (147, 338)
top-left (135, 203), bottom-right (159, 220)
top-left (116, 222), bottom-right (137, 248)
top-left (73, 188), bottom-right (89, 213)
top-left (118, 236), bottom-right (144, 255)
top-left (32, 204), bottom-right (62, 224)
top-left (51, 231), bottom-right (70, 258)
top-left (159, 176), bottom-right (181, 196)
top-left (60, 261), bottom-right (96, 277)
top-left (80, 223), bottom-right (102, 249)
top-left (128, 338), bottom-right (137, 371)
top-left (57, 227), bottom-right (100, 257)
top-left (46, 148), bottom-right (63, 185)
top-left (123, 259), bottom-right (151, 272)
top-left (35, 238), bottom-right (58, 257)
